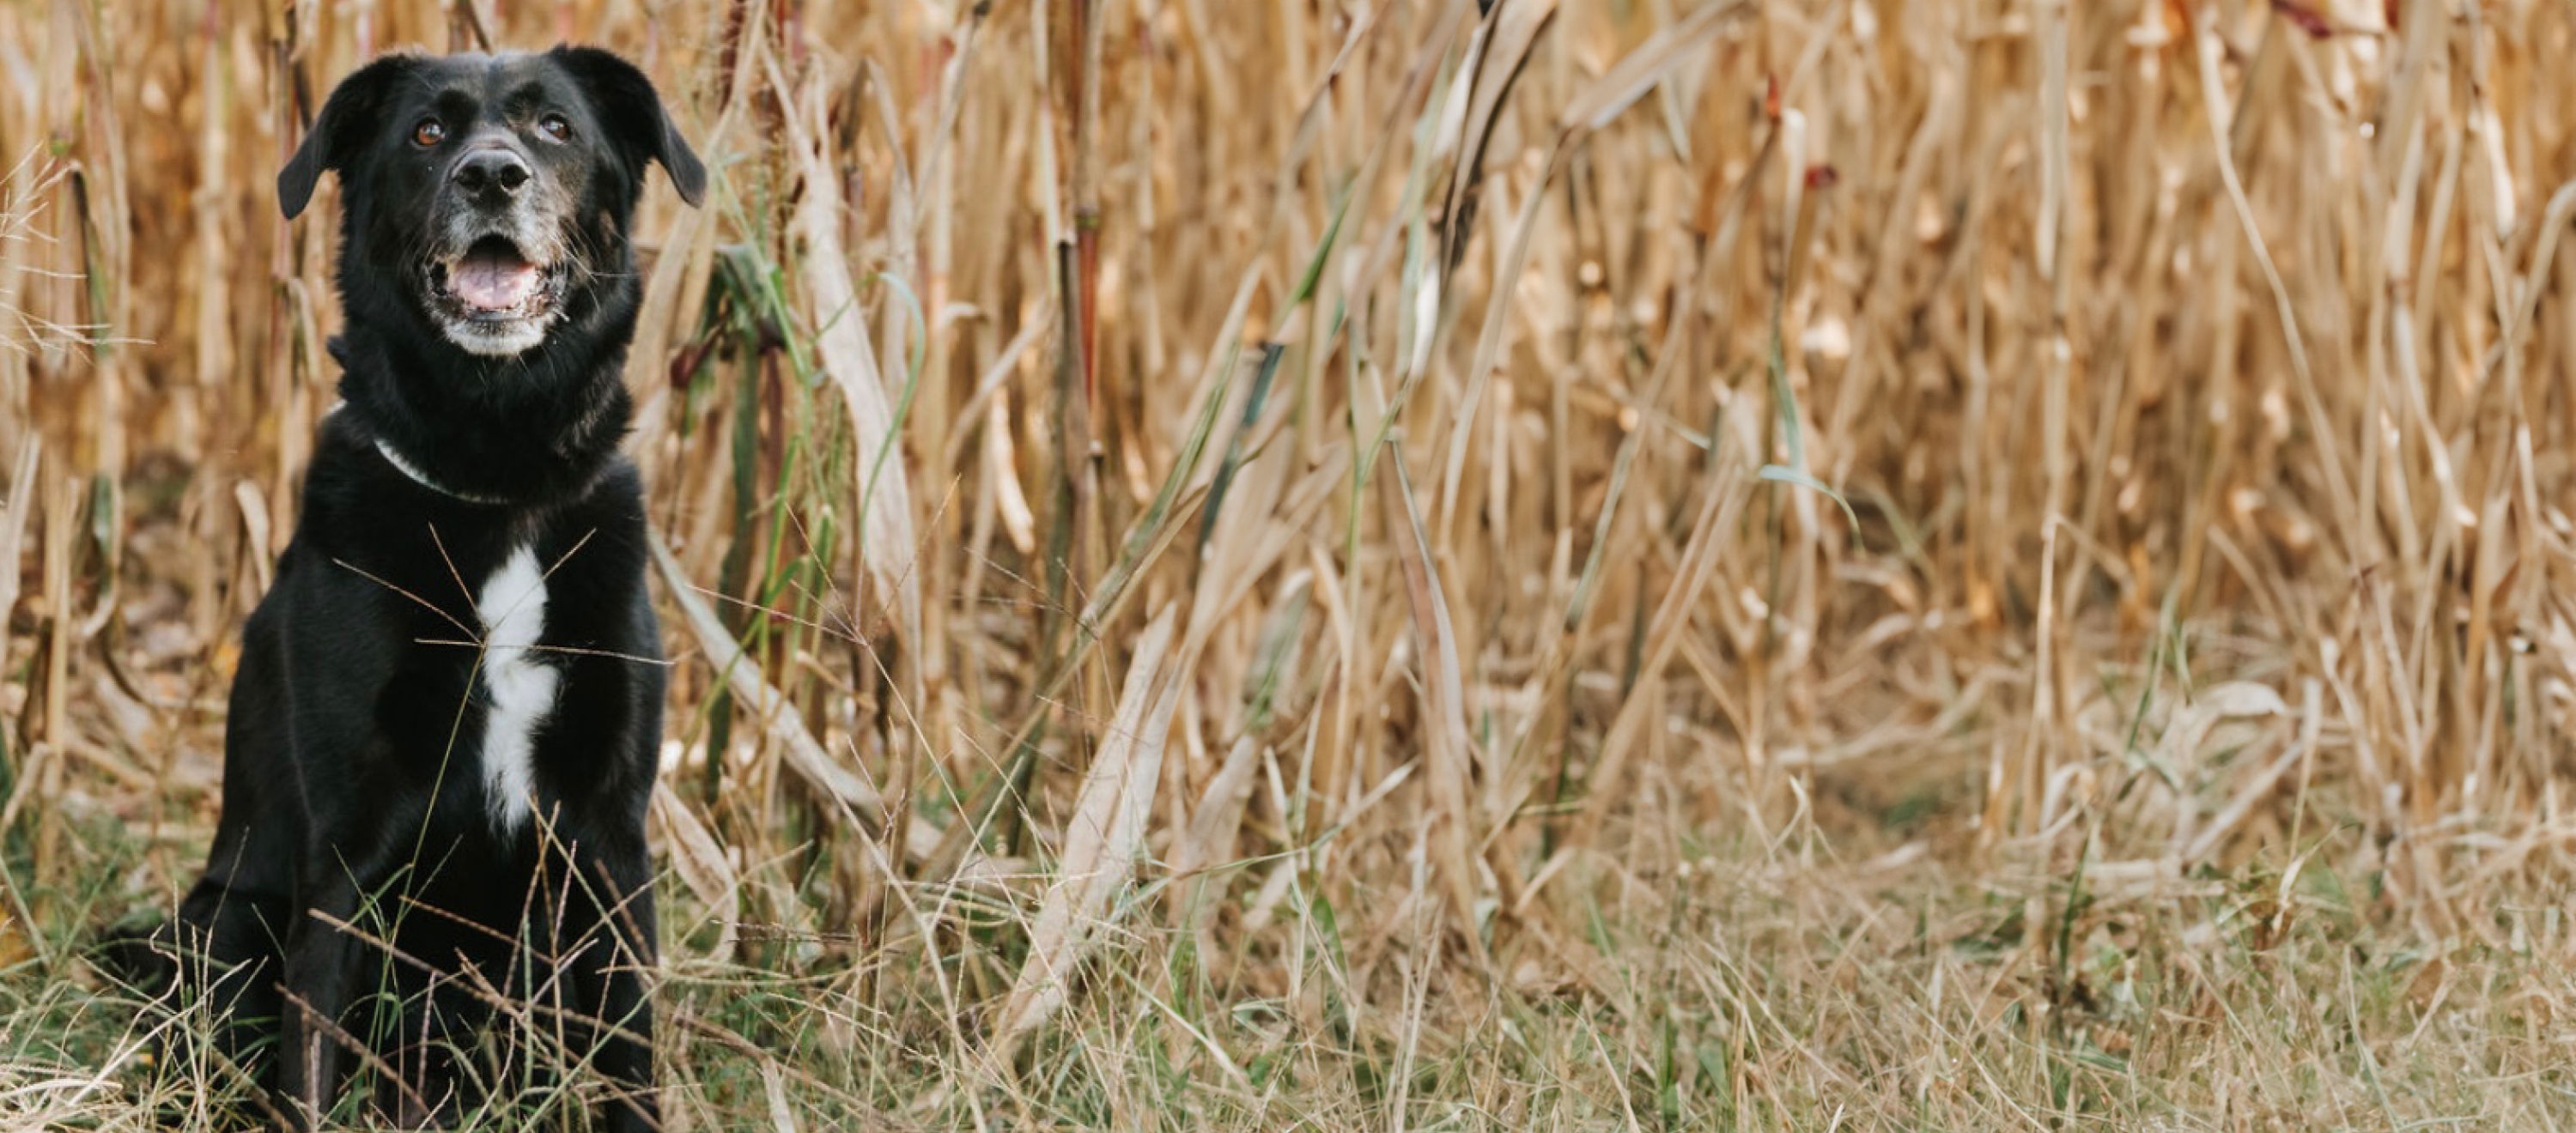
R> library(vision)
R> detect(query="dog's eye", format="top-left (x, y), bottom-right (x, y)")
top-left (538, 113), bottom-right (572, 142)
top-left (411, 118), bottom-right (446, 148)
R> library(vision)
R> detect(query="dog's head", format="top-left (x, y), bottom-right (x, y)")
top-left (279, 46), bottom-right (706, 358)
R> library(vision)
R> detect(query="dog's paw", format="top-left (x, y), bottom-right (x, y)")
top-left (89, 912), bottom-right (182, 998)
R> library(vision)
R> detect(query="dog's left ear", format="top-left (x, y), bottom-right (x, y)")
top-left (279, 53), bottom-right (419, 220)
top-left (551, 46), bottom-right (708, 209)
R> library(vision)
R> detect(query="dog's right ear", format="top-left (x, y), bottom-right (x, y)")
top-left (278, 54), bottom-right (416, 221)
top-left (550, 45), bottom-right (708, 209)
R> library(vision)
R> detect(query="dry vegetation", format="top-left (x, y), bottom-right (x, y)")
top-left (3, 0), bottom-right (2576, 1128)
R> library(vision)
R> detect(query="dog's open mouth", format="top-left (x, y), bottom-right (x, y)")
top-left (425, 234), bottom-right (566, 356)
top-left (428, 236), bottom-right (562, 324)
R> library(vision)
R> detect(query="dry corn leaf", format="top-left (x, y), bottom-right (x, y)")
top-left (1437, 0), bottom-right (1748, 529)
top-left (782, 66), bottom-right (925, 661)
top-left (994, 604), bottom-right (1184, 1050)
top-left (0, 439), bottom-right (37, 665)
top-left (650, 782), bottom-right (741, 955)
top-left (1434, 0), bottom-right (1557, 275)
top-left (1555, 0), bottom-right (1747, 133)
top-left (760, 1059), bottom-right (800, 1133)
top-left (1572, 438), bottom-right (1753, 843)
top-left (648, 531), bottom-right (884, 821)
top-left (1381, 447), bottom-right (1488, 967)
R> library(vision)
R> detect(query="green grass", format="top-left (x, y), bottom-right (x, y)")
top-left (13, 799), bottom-right (2576, 1131)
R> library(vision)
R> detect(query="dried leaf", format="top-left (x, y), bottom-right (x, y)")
top-left (648, 531), bottom-right (884, 821)
top-left (1380, 448), bottom-right (1488, 967)
top-left (761, 1060), bottom-right (800, 1133)
top-left (0, 440), bottom-right (38, 668)
top-left (1172, 735), bottom-right (1265, 888)
top-left (1574, 432), bottom-right (1753, 842)
top-left (650, 782), bottom-right (741, 955)
top-left (994, 604), bottom-right (1184, 1049)
top-left (782, 68), bottom-right (924, 658)
top-left (1435, 0), bottom-right (1558, 273)
top-left (1556, 0), bottom-right (1748, 133)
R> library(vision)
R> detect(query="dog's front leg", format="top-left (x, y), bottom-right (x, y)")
top-left (560, 836), bottom-right (659, 1133)
top-left (275, 857), bottom-right (381, 1130)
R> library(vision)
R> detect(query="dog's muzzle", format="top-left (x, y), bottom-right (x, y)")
top-left (424, 150), bottom-right (572, 358)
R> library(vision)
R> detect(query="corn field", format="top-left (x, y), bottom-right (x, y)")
top-left (4, 0), bottom-right (2576, 1128)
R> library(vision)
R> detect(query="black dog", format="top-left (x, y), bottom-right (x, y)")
top-left (110, 46), bottom-right (702, 1130)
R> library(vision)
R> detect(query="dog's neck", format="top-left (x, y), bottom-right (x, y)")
top-left (330, 318), bottom-right (636, 508)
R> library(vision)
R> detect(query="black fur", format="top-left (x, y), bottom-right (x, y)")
top-left (108, 46), bottom-right (701, 1130)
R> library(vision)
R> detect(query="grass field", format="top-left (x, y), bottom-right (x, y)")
top-left (5, 0), bottom-right (2576, 1128)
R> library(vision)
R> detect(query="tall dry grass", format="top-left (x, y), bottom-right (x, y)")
top-left (3, 0), bottom-right (2576, 1127)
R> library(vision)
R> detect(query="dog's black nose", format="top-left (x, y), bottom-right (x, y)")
top-left (454, 149), bottom-right (532, 200)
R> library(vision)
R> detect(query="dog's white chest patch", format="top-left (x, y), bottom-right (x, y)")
top-left (475, 546), bottom-right (559, 833)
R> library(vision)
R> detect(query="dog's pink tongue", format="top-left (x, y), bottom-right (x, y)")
top-left (453, 245), bottom-right (538, 311)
